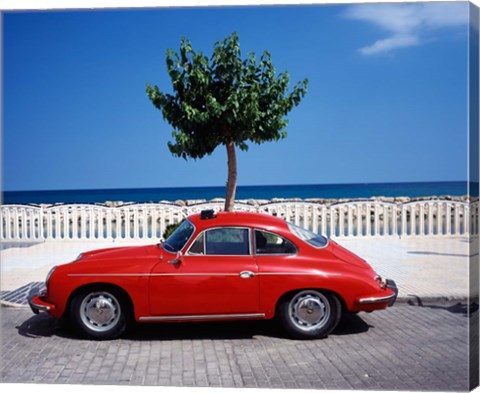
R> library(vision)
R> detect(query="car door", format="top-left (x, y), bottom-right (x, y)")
top-left (149, 226), bottom-right (260, 317)
top-left (253, 229), bottom-right (300, 312)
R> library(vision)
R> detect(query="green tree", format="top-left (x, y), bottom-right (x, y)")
top-left (146, 32), bottom-right (308, 211)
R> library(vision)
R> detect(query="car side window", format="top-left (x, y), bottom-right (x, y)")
top-left (255, 229), bottom-right (297, 255)
top-left (204, 227), bottom-right (250, 256)
top-left (188, 232), bottom-right (205, 255)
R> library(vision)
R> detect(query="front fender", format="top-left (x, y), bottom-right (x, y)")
top-left (43, 258), bottom-right (156, 319)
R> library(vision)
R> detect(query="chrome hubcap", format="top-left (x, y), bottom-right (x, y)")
top-left (289, 291), bottom-right (330, 332)
top-left (80, 292), bottom-right (121, 332)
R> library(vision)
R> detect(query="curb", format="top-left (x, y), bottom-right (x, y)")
top-left (396, 295), bottom-right (471, 306)
top-left (0, 281), bottom-right (43, 309)
top-left (0, 300), bottom-right (29, 309)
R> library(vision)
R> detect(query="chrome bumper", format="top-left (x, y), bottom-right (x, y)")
top-left (358, 279), bottom-right (398, 307)
top-left (28, 287), bottom-right (53, 314)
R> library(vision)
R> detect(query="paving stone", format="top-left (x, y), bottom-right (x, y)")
top-left (1, 302), bottom-right (474, 390)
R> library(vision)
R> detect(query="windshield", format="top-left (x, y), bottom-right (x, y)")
top-left (163, 220), bottom-right (195, 253)
top-left (287, 222), bottom-right (328, 248)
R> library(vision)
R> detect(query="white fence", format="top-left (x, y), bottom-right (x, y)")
top-left (0, 199), bottom-right (477, 242)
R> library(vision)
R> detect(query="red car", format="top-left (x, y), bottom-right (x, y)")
top-left (29, 210), bottom-right (397, 340)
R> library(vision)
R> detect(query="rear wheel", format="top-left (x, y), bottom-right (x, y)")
top-left (70, 287), bottom-right (130, 340)
top-left (278, 290), bottom-right (341, 339)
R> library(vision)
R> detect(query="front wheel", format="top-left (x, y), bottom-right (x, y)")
top-left (277, 290), bottom-right (341, 339)
top-left (70, 287), bottom-right (130, 340)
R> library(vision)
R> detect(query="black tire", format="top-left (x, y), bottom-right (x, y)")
top-left (70, 286), bottom-right (131, 340)
top-left (277, 290), bottom-right (342, 339)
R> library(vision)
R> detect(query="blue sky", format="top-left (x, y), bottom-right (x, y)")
top-left (2, 2), bottom-right (471, 191)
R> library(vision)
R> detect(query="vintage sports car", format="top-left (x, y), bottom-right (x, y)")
top-left (29, 210), bottom-right (397, 340)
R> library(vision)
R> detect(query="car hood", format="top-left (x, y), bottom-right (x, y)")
top-left (78, 244), bottom-right (158, 261)
top-left (330, 241), bottom-right (372, 269)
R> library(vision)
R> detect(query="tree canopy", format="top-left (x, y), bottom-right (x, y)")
top-left (147, 32), bottom-right (308, 211)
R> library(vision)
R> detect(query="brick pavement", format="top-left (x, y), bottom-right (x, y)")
top-left (0, 303), bottom-right (473, 390)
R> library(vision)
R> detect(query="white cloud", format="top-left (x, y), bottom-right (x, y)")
top-left (359, 33), bottom-right (421, 55)
top-left (345, 2), bottom-right (468, 55)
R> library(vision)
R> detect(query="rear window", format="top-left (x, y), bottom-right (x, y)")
top-left (254, 229), bottom-right (297, 255)
top-left (287, 222), bottom-right (328, 248)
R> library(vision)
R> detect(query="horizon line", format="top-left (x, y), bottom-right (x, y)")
top-left (2, 180), bottom-right (470, 194)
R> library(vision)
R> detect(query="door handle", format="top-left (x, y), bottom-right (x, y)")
top-left (239, 271), bottom-right (255, 279)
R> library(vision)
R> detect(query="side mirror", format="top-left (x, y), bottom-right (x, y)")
top-left (167, 251), bottom-right (183, 265)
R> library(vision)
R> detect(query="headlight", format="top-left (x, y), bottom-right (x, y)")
top-left (45, 266), bottom-right (57, 286)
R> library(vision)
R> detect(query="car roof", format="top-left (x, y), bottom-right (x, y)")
top-left (188, 211), bottom-right (289, 232)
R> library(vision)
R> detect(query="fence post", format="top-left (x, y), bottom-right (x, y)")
top-left (347, 205), bottom-right (353, 237)
top-left (356, 204), bottom-right (362, 237)
top-left (6, 208), bottom-right (12, 240)
top-left (454, 204), bottom-right (460, 235)
top-left (464, 205), bottom-right (470, 235)
top-left (436, 202), bottom-right (443, 236)
top-left (312, 205), bottom-right (319, 234)
top-left (365, 203), bottom-right (371, 237)
top-left (133, 206), bottom-right (139, 240)
top-left (0, 208), bottom-right (4, 241)
top-left (339, 206), bottom-right (345, 237)
top-left (88, 206), bottom-right (95, 240)
top-left (106, 209), bottom-right (113, 240)
top-left (329, 206), bottom-right (335, 237)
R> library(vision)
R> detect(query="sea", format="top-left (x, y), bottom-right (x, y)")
top-left (1, 181), bottom-right (471, 205)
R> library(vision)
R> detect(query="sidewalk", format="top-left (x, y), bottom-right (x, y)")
top-left (338, 236), bottom-right (473, 302)
top-left (0, 236), bottom-right (474, 306)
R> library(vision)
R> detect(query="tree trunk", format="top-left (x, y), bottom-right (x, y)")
top-left (224, 141), bottom-right (237, 212)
